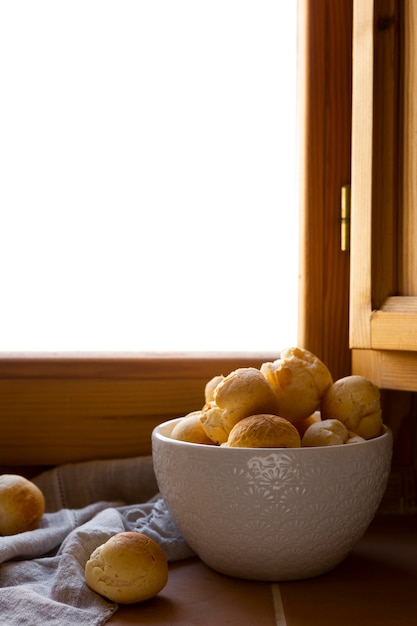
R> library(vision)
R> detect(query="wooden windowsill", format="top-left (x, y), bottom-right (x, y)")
top-left (0, 352), bottom-right (279, 378)
top-left (0, 352), bottom-right (280, 466)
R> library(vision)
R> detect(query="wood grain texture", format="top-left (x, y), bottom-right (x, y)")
top-left (371, 0), bottom-right (399, 308)
top-left (0, 352), bottom-right (277, 379)
top-left (350, 0), bottom-right (400, 347)
top-left (0, 353), bottom-right (278, 465)
top-left (350, 0), bottom-right (376, 348)
top-left (298, 0), bottom-right (352, 380)
top-left (352, 348), bottom-right (417, 390)
top-left (0, 378), bottom-right (202, 464)
top-left (350, 0), bottom-right (417, 385)
top-left (371, 312), bottom-right (417, 350)
top-left (400, 0), bottom-right (417, 295)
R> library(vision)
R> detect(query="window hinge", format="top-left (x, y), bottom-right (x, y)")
top-left (341, 184), bottom-right (351, 252)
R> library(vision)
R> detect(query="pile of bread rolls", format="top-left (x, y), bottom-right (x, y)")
top-left (170, 346), bottom-right (384, 448)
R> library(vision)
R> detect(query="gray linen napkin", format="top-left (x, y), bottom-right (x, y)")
top-left (0, 456), bottom-right (194, 626)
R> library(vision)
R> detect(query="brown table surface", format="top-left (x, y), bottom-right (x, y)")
top-left (109, 514), bottom-right (417, 625)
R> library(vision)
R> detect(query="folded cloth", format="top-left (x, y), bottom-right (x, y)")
top-left (33, 456), bottom-right (159, 512)
top-left (0, 456), bottom-right (194, 626)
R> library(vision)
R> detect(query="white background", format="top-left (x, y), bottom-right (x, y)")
top-left (0, 1), bottom-right (298, 352)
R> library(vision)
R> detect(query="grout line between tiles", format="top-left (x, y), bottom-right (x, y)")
top-left (271, 583), bottom-right (287, 626)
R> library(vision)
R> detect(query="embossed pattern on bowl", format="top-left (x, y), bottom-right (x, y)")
top-left (152, 418), bottom-right (392, 581)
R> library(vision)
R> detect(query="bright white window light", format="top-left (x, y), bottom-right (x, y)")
top-left (0, 1), bottom-right (298, 352)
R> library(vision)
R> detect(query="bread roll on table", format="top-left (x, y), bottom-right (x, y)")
top-left (85, 532), bottom-right (168, 604)
top-left (0, 474), bottom-right (45, 536)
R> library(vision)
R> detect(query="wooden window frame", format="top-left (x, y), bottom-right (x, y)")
top-left (350, 0), bottom-right (417, 390)
top-left (0, 0), bottom-right (353, 468)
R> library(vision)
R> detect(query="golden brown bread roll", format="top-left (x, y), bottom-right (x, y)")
top-left (224, 414), bottom-right (301, 448)
top-left (0, 474), bottom-right (45, 536)
top-left (294, 411), bottom-right (322, 438)
top-left (301, 418), bottom-right (349, 447)
top-left (204, 375), bottom-right (225, 403)
top-left (260, 347), bottom-right (333, 423)
top-left (320, 375), bottom-right (383, 439)
top-left (85, 532), bottom-right (168, 604)
top-left (200, 367), bottom-right (280, 445)
top-left (170, 411), bottom-right (215, 445)
top-left (346, 432), bottom-right (366, 444)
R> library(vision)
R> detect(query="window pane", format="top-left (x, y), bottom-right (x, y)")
top-left (0, 1), bottom-right (298, 352)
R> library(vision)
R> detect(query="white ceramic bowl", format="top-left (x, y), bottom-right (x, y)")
top-left (152, 418), bottom-right (392, 581)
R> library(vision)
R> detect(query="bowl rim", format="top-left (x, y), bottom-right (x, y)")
top-left (152, 416), bottom-right (392, 452)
